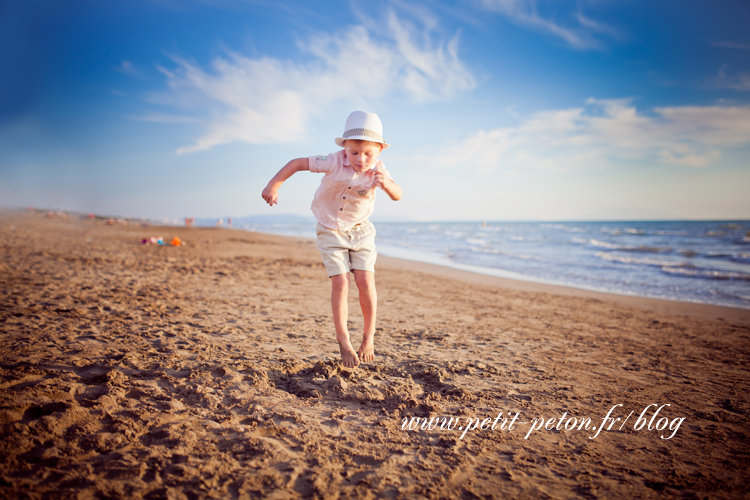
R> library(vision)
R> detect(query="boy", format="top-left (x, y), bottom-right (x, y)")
top-left (261, 111), bottom-right (402, 368)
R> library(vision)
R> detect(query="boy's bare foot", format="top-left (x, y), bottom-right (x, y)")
top-left (358, 334), bottom-right (375, 363)
top-left (338, 338), bottom-right (360, 368)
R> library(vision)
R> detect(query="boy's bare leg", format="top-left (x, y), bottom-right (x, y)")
top-left (331, 273), bottom-right (359, 368)
top-left (353, 270), bottom-right (377, 363)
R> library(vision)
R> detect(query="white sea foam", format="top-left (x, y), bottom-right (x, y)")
top-left (589, 239), bottom-right (671, 253)
top-left (470, 246), bottom-right (543, 261)
top-left (660, 266), bottom-right (750, 281)
top-left (655, 230), bottom-right (690, 236)
top-left (589, 239), bottom-right (620, 249)
top-left (595, 252), bottom-right (686, 268)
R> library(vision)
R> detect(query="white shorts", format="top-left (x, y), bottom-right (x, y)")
top-left (316, 221), bottom-right (377, 277)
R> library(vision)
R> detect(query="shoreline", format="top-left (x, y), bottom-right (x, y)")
top-left (378, 254), bottom-right (750, 327)
top-left (236, 223), bottom-right (750, 317)
top-left (235, 226), bottom-right (750, 326)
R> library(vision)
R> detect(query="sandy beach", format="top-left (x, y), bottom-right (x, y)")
top-left (1, 211), bottom-right (749, 499)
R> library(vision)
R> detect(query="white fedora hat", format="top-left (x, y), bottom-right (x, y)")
top-left (335, 111), bottom-right (390, 149)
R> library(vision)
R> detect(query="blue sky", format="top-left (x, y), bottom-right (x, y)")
top-left (1, 0), bottom-right (749, 221)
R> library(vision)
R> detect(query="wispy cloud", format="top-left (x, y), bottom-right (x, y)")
top-left (713, 64), bottom-right (750, 92)
top-left (147, 8), bottom-right (475, 154)
top-left (131, 112), bottom-right (200, 124)
top-left (116, 60), bottom-right (144, 77)
top-left (711, 40), bottom-right (750, 51)
top-left (477, 0), bottom-right (617, 49)
top-left (416, 99), bottom-right (750, 173)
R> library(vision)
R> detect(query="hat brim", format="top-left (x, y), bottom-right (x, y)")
top-left (335, 136), bottom-right (390, 149)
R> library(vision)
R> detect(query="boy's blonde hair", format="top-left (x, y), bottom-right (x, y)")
top-left (343, 139), bottom-right (384, 151)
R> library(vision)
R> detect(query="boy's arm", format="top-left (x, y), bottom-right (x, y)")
top-left (373, 170), bottom-right (403, 201)
top-left (262, 158), bottom-right (310, 206)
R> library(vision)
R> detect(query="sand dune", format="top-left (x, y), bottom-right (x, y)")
top-left (1, 212), bottom-right (748, 499)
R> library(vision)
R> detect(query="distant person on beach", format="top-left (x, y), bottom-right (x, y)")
top-left (262, 111), bottom-right (402, 367)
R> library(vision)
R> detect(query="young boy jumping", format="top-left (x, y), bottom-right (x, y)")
top-left (261, 111), bottom-right (402, 368)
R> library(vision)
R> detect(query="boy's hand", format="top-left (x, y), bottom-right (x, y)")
top-left (261, 184), bottom-right (279, 206)
top-left (261, 158), bottom-right (308, 206)
top-left (370, 167), bottom-right (402, 201)
top-left (371, 169), bottom-right (388, 189)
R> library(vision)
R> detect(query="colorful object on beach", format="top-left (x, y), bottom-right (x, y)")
top-left (141, 236), bottom-right (164, 245)
top-left (141, 236), bottom-right (184, 246)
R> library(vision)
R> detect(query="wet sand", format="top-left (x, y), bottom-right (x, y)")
top-left (1, 212), bottom-right (749, 499)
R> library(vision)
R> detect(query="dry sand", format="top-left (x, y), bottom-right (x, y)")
top-left (1, 212), bottom-right (749, 499)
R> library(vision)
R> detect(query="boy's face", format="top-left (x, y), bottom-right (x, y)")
top-left (344, 140), bottom-right (382, 173)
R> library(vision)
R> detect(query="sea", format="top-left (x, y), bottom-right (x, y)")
top-left (238, 219), bottom-right (750, 310)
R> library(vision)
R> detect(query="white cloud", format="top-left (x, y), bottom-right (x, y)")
top-left (477, 0), bottom-right (617, 49)
top-left (116, 60), bottom-right (142, 77)
top-left (147, 9), bottom-right (475, 154)
top-left (658, 149), bottom-right (721, 168)
top-left (711, 41), bottom-right (750, 51)
top-left (713, 64), bottom-right (750, 92)
top-left (132, 112), bottom-right (200, 124)
top-left (416, 100), bottom-right (750, 173)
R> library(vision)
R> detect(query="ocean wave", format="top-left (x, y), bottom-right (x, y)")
top-left (704, 252), bottom-right (733, 259)
top-left (595, 252), bottom-right (687, 268)
top-left (542, 224), bottom-right (586, 232)
top-left (655, 230), bottom-right (690, 236)
top-left (660, 266), bottom-right (750, 281)
top-left (600, 227), bottom-right (650, 236)
top-left (469, 247), bottom-right (501, 255)
top-left (730, 253), bottom-right (750, 264)
top-left (499, 253), bottom-right (539, 261)
top-left (470, 246), bottom-right (543, 261)
top-left (589, 239), bottom-right (672, 253)
top-left (589, 239), bottom-right (619, 249)
top-left (466, 238), bottom-right (487, 246)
